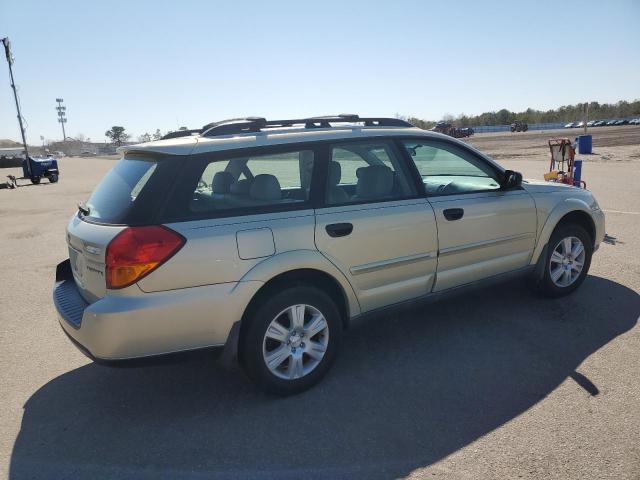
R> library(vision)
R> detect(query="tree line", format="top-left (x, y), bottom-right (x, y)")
top-left (105, 127), bottom-right (168, 145)
top-left (403, 99), bottom-right (640, 129)
top-left (103, 99), bottom-right (640, 144)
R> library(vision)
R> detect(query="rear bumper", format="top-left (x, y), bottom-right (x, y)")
top-left (53, 259), bottom-right (262, 361)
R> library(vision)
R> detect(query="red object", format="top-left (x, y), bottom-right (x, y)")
top-left (106, 225), bottom-right (185, 289)
top-left (547, 138), bottom-right (586, 189)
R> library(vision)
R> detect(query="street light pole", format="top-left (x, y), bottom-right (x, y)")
top-left (56, 98), bottom-right (67, 141)
top-left (2, 37), bottom-right (31, 176)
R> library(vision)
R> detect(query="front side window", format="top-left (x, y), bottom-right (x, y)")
top-left (326, 141), bottom-right (416, 205)
top-left (189, 150), bottom-right (314, 213)
top-left (401, 141), bottom-right (501, 196)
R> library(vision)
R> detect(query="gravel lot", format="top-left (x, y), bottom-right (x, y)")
top-left (1, 126), bottom-right (639, 479)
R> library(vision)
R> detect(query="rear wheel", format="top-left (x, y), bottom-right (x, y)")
top-left (48, 173), bottom-right (59, 183)
top-left (535, 224), bottom-right (592, 297)
top-left (30, 176), bottom-right (41, 185)
top-left (240, 285), bottom-right (342, 395)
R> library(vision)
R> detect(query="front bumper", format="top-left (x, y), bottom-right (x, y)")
top-left (592, 208), bottom-right (606, 251)
top-left (53, 259), bottom-right (262, 361)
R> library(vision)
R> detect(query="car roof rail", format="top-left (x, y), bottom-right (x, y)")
top-left (161, 129), bottom-right (202, 140)
top-left (201, 117), bottom-right (267, 136)
top-left (200, 114), bottom-right (414, 137)
top-left (360, 117), bottom-right (414, 127)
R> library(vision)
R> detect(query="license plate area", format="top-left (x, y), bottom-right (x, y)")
top-left (68, 245), bottom-right (86, 289)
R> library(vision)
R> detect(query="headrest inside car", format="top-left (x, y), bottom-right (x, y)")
top-left (250, 174), bottom-right (282, 201)
top-left (212, 171), bottom-right (234, 194)
top-left (328, 161), bottom-right (341, 186)
top-left (230, 178), bottom-right (252, 195)
top-left (356, 165), bottom-right (394, 198)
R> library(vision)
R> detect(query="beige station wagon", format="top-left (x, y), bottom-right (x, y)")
top-left (53, 115), bottom-right (605, 395)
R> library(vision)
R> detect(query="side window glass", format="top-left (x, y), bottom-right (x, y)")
top-left (189, 150), bottom-right (314, 213)
top-left (326, 141), bottom-right (415, 205)
top-left (402, 141), bottom-right (501, 196)
top-left (332, 148), bottom-right (368, 185)
top-left (197, 160), bottom-right (229, 193)
top-left (130, 163), bottom-right (157, 200)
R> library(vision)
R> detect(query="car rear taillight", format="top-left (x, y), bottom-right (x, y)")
top-left (106, 225), bottom-right (185, 289)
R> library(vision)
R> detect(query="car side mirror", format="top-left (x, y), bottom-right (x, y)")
top-left (502, 170), bottom-right (522, 189)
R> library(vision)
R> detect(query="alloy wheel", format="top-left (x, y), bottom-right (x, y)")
top-left (262, 304), bottom-right (329, 380)
top-left (549, 236), bottom-right (586, 288)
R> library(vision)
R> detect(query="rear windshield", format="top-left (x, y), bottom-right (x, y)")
top-left (83, 158), bottom-right (158, 224)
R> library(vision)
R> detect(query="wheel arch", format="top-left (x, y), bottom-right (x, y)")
top-left (232, 266), bottom-right (354, 366)
top-left (531, 199), bottom-right (596, 265)
top-left (218, 251), bottom-right (360, 367)
top-left (239, 249), bottom-right (360, 320)
top-left (242, 268), bottom-right (351, 328)
top-left (554, 210), bottom-right (595, 243)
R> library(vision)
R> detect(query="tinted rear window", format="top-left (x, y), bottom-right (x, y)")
top-left (84, 158), bottom-right (158, 224)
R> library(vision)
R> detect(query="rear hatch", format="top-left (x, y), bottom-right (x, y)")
top-left (67, 154), bottom-right (172, 302)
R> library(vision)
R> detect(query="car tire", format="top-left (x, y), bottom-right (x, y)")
top-left (30, 176), bottom-right (41, 185)
top-left (535, 224), bottom-right (592, 297)
top-left (48, 174), bottom-right (59, 183)
top-left (240, 285), bottom-right (342, 396)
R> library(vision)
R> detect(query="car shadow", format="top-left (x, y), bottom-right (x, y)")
top-left (10, 276), bottom-right (639, 479)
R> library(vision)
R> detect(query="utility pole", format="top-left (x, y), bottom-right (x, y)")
top-left (56, 98), bottom-right (67, 141)
top-left (2, 37), bottom-right (31, 175)
top-left (584, 102), bottom-right (589, 134)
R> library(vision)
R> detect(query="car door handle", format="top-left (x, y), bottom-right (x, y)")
top-left (443, 208), bottom-right (464, 221)
top-left (326, 223), bottom-right (353, 238)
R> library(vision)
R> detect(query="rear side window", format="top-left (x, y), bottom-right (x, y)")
top-left (83, 158), bottom-right (158, 224)
top-left (187, 149), bottom-right (314, 215)
top-left (326, 141), bottom-right (416, 205)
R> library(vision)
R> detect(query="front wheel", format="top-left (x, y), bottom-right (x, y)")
top-left (535, 224), bottom-right (592, 297)
top-left (48, 173), bottom-right (59, 183)
top-left (30, 176), bottom-right (41, 185)
top-left (240, 286), bottom-right (342, 395)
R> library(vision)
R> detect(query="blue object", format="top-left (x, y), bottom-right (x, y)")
top-left (576, 135), bottom-right (592, 154)
top-left (573, 159), bottom-right (583, 186)
top-left (22, 156), bottom-right (59, 179)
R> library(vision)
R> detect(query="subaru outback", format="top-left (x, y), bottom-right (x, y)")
top-left (53, 115), bottom-right (605, 395)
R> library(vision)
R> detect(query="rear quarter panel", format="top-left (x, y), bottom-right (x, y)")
top-left (137, 210), bottom-right (317, 292)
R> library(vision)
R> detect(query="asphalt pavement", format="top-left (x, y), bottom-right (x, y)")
top-left (1, 153), bottom-right (638, 479)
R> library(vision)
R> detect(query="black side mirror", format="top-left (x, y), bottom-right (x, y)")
top-left (502, 170), bottom-right (523, 189)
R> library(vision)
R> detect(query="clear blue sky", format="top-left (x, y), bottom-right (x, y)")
top-left (1, 0), bottom-right (638, 143)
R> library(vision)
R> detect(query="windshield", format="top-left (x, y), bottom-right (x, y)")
top-left (84, 158), bottom-right (158, 224)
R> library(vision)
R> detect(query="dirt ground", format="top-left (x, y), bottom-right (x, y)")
top-left (464, 124), bottom-right (640, 162)
top-left (0, 127), bottom-right (639, 479)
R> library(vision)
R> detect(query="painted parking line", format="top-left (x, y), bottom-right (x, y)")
top-left (602, 209), bottom-right (640, 215)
